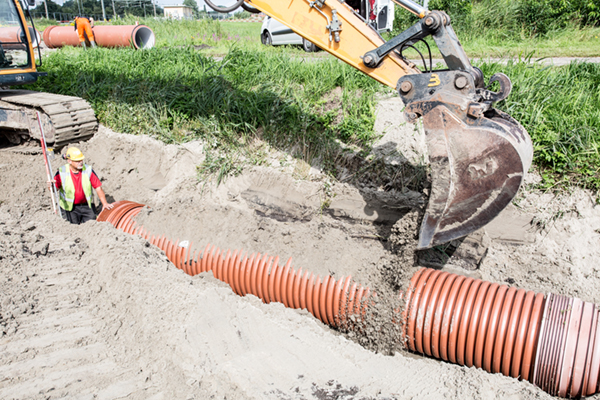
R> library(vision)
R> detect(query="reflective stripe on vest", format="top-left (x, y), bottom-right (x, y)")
top-left (58, 164), bottom-right (93, 211)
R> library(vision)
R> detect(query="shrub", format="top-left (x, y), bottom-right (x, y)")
top-left (233, 11), bottom-right (252, 20)
top-left (392, 0), bottom-right (472, 33)
top-left (393, 0), bottom-right (600, 38)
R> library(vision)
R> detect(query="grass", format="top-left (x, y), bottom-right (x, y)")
top-left (478, 59), bottom-right (600, 191)
top-left (391, 0), bottom-right (600, 59)
top-left (28, 44), bottom-right (383, 179)
top-left (26, 17), bottom-right (600, 194)
top-left (30, 17), bottom-right (58, 32)
top-left (461, 25), bottom-right (600, 58)
top-left (386, 24), bottom-right (600, 61)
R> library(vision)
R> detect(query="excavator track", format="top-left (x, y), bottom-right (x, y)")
top-left (0, 90), bottom-right (97, 148)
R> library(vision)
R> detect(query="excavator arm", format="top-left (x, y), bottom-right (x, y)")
top-left (209, 0), bottom-right (533, 249)
top-left (242, 0), bottom-right (422, 88)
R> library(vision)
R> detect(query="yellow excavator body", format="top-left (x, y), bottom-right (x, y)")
top-left (0, 0), bottom-right (97, 148)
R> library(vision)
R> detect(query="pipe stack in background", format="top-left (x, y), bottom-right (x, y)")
top-left (0, 26), bottom-right (42, 49)
top-left (98, 200), bottom-right (600, 398)
top-left (43, 25), bottom-right (155, 49)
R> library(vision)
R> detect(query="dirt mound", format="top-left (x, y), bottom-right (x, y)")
top-left (1, 121), bottom-right (599, 399)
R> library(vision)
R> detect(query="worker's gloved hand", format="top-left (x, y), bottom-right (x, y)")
top-left (47, 180), bottom-right (56, 191)
top-left (103, 203), bottom-right (114, 210)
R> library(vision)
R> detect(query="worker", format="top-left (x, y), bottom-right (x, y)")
top-left (48, 147), bottom-right (113, 224)
top-left (74, 16), bottom-right (96, 48)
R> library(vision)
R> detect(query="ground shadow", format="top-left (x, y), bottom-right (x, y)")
top-left (25, 48), bottom-right (469, 271)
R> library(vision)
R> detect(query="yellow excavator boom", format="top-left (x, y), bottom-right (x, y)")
top-left (247, 0), bottom-right (422, 88)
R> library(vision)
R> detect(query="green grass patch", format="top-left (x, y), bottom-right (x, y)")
top-left (95, 16), bottom-right (233, 50)
top-left (27, 45), bottom-right (382, 174)
top-left (392, 0), bottom-right (600, 58)
top-left (478, 59), bottom-right (600, 191)
top-left (387, 23), bottom-right (600, 60)
top-left (460, 25), bottom-right (600, 58)
top-left (30, 17), bottom-right (59, 32)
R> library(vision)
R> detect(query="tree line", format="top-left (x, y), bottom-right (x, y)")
top-left (395, 0), bottom-right (600, 36)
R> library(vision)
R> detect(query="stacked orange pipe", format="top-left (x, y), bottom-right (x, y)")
top-left (43, 25), bottom-right (155, 49)
top-left (98, 200), bottom-right (600, 398)
top-left (0, 26), bottom-right (42, 49)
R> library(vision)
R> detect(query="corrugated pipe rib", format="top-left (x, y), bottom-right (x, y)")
top-left (97, 201), bottom-right (370, 329)
top-left (403, 269), bottom-right (600, 397)
top-left (42, 25), bottom-right (155, 49)
top-left (0, 26), bottom-right (42, 49)
top-left (98, 201), bottom-right (600, 398)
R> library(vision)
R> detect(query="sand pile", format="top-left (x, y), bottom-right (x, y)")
top-left (1, 111), bottom-right (599, 398)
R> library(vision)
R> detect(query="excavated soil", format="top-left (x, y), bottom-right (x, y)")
top-left (1, 96), bottom-right (600, 399)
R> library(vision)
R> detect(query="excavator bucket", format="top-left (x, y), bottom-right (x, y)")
top-left (416, 105), bottom-right (533, 249)
top-left (200, 0), bottom-right (533, 251)
top-left (397, 71), bottom-right (533, 249)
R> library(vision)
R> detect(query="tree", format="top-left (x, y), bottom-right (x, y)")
top-left (109, 0), bottom-right (159, 17)
top-left (30, 0), bottom-right (162, 19)
top-left (183, 0), bottom-right (200, 18)
top-left (44, 0), bottom-right (62, 13)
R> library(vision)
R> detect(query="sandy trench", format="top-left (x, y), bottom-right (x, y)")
top-left (0, 96), bottom-right (599, 399)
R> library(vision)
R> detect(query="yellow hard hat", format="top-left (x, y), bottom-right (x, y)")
top-left (65, 147), bottom-right (85, 161)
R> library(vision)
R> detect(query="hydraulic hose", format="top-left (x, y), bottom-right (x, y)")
top-left (98, 201), bottom-right (600, 398)
top-left (204, 0), bottom-right (245, 13)
top-left (241, 2), bottom-right (261, 13)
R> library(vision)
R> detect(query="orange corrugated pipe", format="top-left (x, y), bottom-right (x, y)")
top-left (42, 25), bottom-right (155, 49)
top-left (98, 201), bottom-right (370, 328)
top-left (98, 201), bottom-right (600, 398)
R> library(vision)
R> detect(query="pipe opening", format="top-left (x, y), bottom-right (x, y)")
top-left (134, 26), bottom-right (155, 49)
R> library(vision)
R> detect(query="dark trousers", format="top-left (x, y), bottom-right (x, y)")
top-left (60, 204), bottom-right (96, 224)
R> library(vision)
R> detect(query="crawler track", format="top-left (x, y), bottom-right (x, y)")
top-left (0, 90), bottom-right (97, 147)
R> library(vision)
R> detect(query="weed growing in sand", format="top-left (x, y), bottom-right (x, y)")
top-left (197, 150), bottom-right (243, 185)
top-left (319, 179), bottom-right (336, 212)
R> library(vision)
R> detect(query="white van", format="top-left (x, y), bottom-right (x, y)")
top-left (260, 0), bottom-right (395, 52)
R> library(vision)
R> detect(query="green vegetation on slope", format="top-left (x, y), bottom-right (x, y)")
top-left (480, 60), bottom-right (600, 191)
top-left (28, 46), bottom-right (381, 174)
top-left (392, 0), bottom-right (600, 57)
top-left (27, 18), bottom-right (600, 193)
